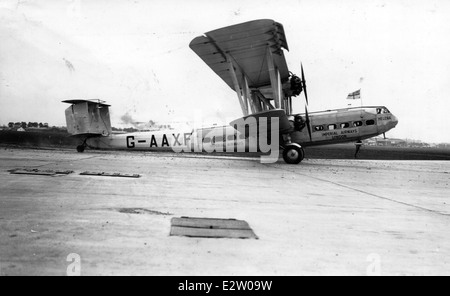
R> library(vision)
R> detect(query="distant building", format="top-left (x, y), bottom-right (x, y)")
top-left (364, 137), bottom-right (407, 147)
top-left (17, 127), bottom-right (26, 132)
top-left (437, 143), bottom-right (450, 149)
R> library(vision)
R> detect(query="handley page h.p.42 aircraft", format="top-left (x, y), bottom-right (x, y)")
top-left (63, 19), bottom-right (398, 164)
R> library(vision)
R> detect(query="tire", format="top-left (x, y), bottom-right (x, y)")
top-left (283, 145), bottom-right (304, 164)
top-left (76, 145), bottom-right (85, 153)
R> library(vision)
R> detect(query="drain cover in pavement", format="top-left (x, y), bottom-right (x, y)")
top-left (80, 171), bottom-right (140, 178)
top-left (118, 208), bottom-right (172, 216)
top-left (9, 168), bottom-right (74, 176)
top-left (170, 217), bottom-right (258, 239)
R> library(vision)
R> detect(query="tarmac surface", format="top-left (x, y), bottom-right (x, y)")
top-left (0, 148), bottom-right (449, 276)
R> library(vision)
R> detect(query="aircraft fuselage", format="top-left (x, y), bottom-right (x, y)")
top-left (84, 106), bottom-right (398, 154)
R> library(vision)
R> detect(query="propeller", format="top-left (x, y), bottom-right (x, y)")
top-left (301, 63), bottom-right (312, 141)
top-left (301, 63), bottom-right (308, 105)
top-left (305, 105), bottom-right (312, 142)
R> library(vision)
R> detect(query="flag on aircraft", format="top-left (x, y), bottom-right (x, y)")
top-left (346, 89), bottom-right (361, 100)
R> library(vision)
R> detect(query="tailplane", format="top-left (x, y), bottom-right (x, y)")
top-left (63, 100), bottom-right (112, 136)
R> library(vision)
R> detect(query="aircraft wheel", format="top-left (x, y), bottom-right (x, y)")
top-left (283, 145), bottom-right (303, 164)
top-left (76, 145), bottom-right (85, 153)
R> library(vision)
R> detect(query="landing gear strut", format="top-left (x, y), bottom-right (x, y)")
top-left (282, 144), bottom-right (305, 164)
top-left (354, 140), bottom-right (363, 159)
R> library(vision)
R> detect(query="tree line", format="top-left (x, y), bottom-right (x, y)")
top-left (8, 122), bottom-right (49, 129)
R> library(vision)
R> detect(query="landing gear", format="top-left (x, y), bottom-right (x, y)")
top-left (282, 144), bottom-right (305, 164)
top-left (76, 139), bottom-right (88, 153)
top-left (76, 145), bottom-right (85, 153)
top-left (354, 140), bottom-right (363, 159)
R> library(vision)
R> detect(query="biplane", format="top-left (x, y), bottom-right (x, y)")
top-left (63, 19), bottom-right (398, 164)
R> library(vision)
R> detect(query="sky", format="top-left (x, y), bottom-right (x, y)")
top-left (1, 0), bottom-right (450, 143)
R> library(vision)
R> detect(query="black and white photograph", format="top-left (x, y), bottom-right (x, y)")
top-left (0, 0), bottom-right (449, 279)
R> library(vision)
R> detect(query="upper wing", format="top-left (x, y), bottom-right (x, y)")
top-left (190, 19), bottom-right (291, 101)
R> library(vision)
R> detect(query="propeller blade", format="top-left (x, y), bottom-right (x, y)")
top-left (301, 63), bottom-right (308, 105)
top-left (305, 106), bottom-right (312, 142)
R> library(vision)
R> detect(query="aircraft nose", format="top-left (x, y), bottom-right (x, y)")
top-left (389, 114), bottom-right (399, 129)
top-left (392, 114), bottom-right (399, 127)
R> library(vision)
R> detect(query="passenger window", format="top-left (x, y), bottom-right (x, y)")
top-left (203, 137), bottom-right (211, 143)
top-left (353, 121), bottom-right (363, 127)
top-left (239, 134), bottom-right (245, 140)
top-left (366, 119), bottom-right (375, 126)
top-left (328, 124), bottom-right (337, 130)
top-left (227, 135), bottom-right (235, 141)
top-left (340, 122), bottom-right (350, 129)
top-left (314, 125), bottom-right (324, 131)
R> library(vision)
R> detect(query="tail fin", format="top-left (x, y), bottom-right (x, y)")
top-left (63, 100), bottom-right (112, 136)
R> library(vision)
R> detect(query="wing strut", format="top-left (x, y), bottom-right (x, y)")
top-left (251, 92), bottom-right (262, 113)
top-left (228, 58), bottom-right (249, 116)
top-left (266, 47), bottom-right (282, 109)
top-left (255, 92), bottom-right (274, 111)
top-left (242, 76), bottom-right (255, 114)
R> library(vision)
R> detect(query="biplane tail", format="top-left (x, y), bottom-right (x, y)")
top-left (63, 100), bottom-right (112, 137)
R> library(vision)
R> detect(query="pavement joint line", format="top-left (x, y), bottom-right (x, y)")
top-left (266, 163), bottom-right (450, 218)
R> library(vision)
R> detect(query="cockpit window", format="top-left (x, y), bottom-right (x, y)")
top-left (382, 108), bottom-right (391, 114)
